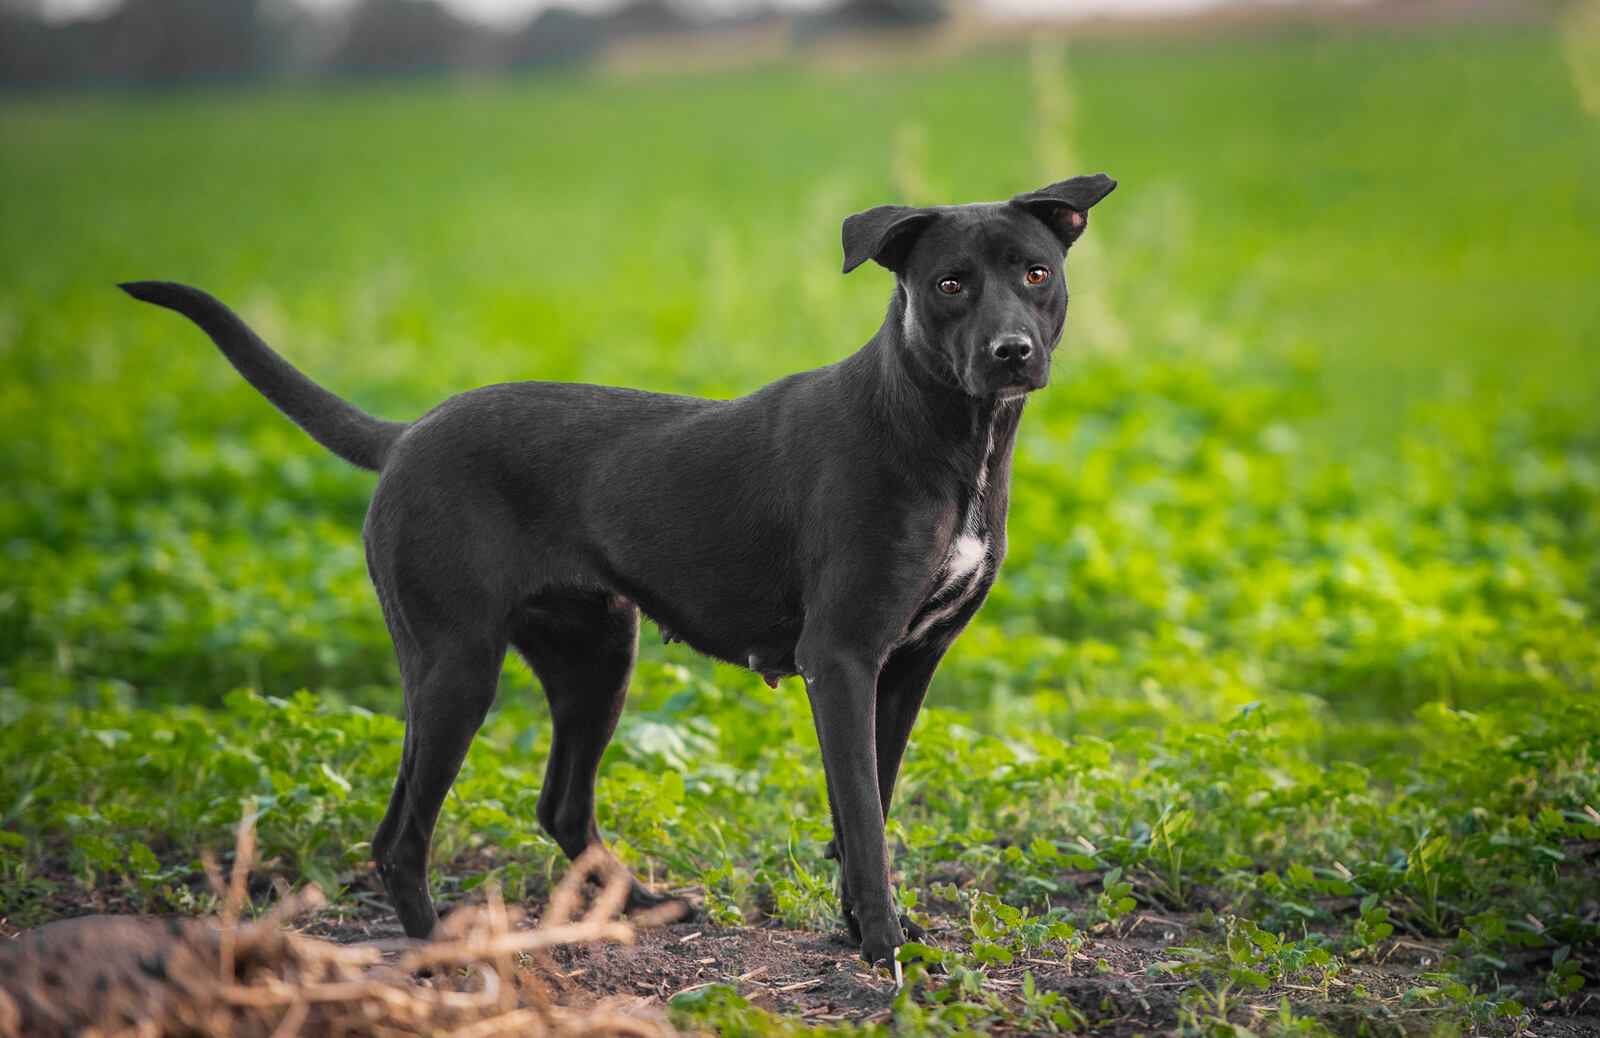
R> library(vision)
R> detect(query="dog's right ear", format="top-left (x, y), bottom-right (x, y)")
top-left (841, 205), bottom-right (937, 274)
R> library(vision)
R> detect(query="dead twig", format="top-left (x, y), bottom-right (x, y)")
top-left (1, 814), bottom-right (676, 1038)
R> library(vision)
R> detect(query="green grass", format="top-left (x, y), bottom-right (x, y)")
top-left (2, 19), bottom-right (1598, 1035)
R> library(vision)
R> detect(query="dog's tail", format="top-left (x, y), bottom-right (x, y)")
top-left (119, 281), bottom-right (406, 472)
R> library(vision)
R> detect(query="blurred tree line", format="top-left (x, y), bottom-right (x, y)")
top-left (0, 0), bottom-right (949, 88)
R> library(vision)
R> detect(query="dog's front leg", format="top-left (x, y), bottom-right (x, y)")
top-left (799, 646), bottom-right (903, 966)
top-left (823, 638), bottom-right (950, 943)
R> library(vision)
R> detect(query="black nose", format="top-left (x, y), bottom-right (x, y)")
top-left (991, 335), bottom-right (1033, 363)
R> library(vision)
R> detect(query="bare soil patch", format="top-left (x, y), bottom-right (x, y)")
top-left (7, 862), bottom-right (1596, 1036)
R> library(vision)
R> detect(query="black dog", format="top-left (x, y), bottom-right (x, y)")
top-left (120, 172), bottom-right (1116, 966)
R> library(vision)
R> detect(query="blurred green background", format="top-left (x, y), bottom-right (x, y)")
top-left (4, 18), bottom-right (1595, 723)
top-left (2, 6), bottom-right (1597, 1030)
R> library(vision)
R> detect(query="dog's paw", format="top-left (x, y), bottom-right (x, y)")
top-left (625, 880), bottom-right (698, 923)
top-left (855, 913), bottom-right (908, 968)
top-left (857, 930), bottom-right (905, 968)
top-left (836, 888), bottom-right (922, 949)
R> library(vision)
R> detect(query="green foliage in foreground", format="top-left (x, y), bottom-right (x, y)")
top-left (3, 17), bottom-right (1599, 1035)
top-left (4, 649), bottom-right (1597, 1033)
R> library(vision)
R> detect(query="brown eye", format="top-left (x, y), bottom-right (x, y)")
top-left (1025, 266), bottom-right (1051, 286)
top-left (937, 278), bottom-right (962, 295)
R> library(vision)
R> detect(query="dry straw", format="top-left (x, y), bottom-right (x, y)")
top-left (0, 812), bottom-right (678, 1038)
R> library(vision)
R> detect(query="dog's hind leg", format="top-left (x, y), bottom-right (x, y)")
top-left (511, 591), bottom-right (692, 917)
top-left (371, 722), bottom-right (413, 887)
top-left (372, 636), bottom-right (507, 939)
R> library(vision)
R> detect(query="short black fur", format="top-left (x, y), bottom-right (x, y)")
top-left (118, 172), bottom-right (1116, 966)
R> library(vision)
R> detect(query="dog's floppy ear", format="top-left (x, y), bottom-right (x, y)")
top-left (1010, 173), bottom-right (1117, 250)
top-left (841, 205), bottom-right (938, 274)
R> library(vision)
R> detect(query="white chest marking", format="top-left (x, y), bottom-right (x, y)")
top-left (945, 533), bottom-right (986, 585)
top-left (900, 398), bottom-right (1018, 646)
top-left (904, 508), bottom-right (992, 645)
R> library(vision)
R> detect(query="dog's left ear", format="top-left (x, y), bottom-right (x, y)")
top-left (1010, 173), bottom-right (1117, 250)
top-left (841, 205), bottom-right (938, 274)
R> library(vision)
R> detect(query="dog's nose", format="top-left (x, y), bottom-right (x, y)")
top-left (990, 335), bottom-right (1033, 364)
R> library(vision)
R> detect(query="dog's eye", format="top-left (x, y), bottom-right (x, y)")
top-left (1025, 266), bottom-right (1051, 286)
top-left (937, 278), bottom-right (962, 295)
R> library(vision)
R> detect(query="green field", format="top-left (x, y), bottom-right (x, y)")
top-left (2, 17), bottom-right (1598, 1036)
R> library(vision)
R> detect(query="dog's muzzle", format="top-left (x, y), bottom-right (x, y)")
top-left (980, 333), bottom-right (1047, 395)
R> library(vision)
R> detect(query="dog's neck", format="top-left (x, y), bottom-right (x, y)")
top-left (838, 289), bottom-right (1024, 496)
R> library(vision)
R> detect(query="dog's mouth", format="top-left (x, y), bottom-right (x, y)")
top-left (963, 354), bottom-right (1047, 402)
top-left (995, 374), bottom-right (1048, 402)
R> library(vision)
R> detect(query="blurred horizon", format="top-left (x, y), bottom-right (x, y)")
top-left (30, 0), bottom-right (1340, 26)
top-left (6, 0), bottom-right (1545, 93)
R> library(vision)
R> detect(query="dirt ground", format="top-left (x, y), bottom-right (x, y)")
top-left (5, 863), bottom-right (1597, 1036)
top-left (291, 895), bottom-right (1598, 1037)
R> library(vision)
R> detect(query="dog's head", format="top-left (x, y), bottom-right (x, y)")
top-left (842, 173), bottom-right (1116, 400)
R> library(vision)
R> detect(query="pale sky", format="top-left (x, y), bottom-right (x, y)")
top-left (38, 0), bottom-right (1240, 28)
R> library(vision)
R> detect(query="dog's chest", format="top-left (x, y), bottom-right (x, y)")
top-left (903, 495), bottom-right (993, 646)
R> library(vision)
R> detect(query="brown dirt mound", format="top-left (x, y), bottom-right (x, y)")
top-left (0, 818), bottom-right (674, 1038)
